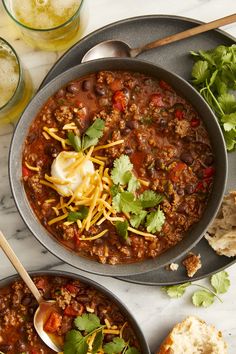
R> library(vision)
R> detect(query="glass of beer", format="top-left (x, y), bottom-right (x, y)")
top-left (0, 38), bottom-right (33, 125)
top-left (2, 0), bottom-right (86, 51)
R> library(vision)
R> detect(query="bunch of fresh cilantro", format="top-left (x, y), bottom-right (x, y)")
top-left (110, 155), bottom-right (165, 240)
top-left (191, 44), bottom-right (236, 150)
top-left (64, 313), bottom-right (140, 354)
top-left (162, 270), bottom-right (230, 307)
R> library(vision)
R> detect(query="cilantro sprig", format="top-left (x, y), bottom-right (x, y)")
top-left (111, 154), bottom-right (166, 241)
top-left (190, 44), bottom-right (236, 150)
top-left (64, 313), bottom-right (140, 354)
top-left (67, 118), bottom-right (105, 152)
top-left (162, 271), bottom-right (230, 307)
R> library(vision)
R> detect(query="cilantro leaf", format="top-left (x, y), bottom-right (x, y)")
top-left (130, 210), bottom-right (147, 228)
top-left (110, 184), bottom-right (121, 197)
top-left (191, 60), bottom-right (210, 85)
top-left (103, 337), bottom-right (126, 354)
top-left (67, 207), bottom-right (89, 221)
top-left (115, 220), bottom-right (129, 241)
top-left (92, 330), bottom-right (104, 354)
top-left (112, 192), bottom-right (142, 215)
top-left (145, 207), bottom-right (165, 233)
top-left (127, 174), bottom-right (140, 193)
top-left (218, 93), bottom-right (236, 114)
top-left (74, 314), bottom-right (101, 333)
top-left (192, 290), bottom-right (215, 307)
top-left (224, 129), bottom-right (236, 150)
top-left (125, 347), bottom-right (141, 354)
top-left (67, 131), bottom-right (81, 152)
top-left (162, 283), bottom-right (191, 298)
top-left (211, 271), bottom-right (230, 294)
top-left (82, 118), bottom-right (105, 150)
top-left (111, 155), bottom-right (133, 185)
top-left (139, 190), bottom-right (164, 208)
top-left (64, 330), bottom-right (88, 354)
top-left (222, 112), bottom-right (236, 131)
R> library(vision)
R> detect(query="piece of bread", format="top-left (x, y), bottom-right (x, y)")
top-left (157, 316), bottom-right (227, 354)
top-left (205, 191), bottom-right (236, 257)
top-left (182, 253), bottom-right (201, 277)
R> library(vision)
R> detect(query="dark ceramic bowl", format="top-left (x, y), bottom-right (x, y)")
top-left (9, 58), bottom-right (227, 276)
top-left (0, 270), bottom-right (150, 353)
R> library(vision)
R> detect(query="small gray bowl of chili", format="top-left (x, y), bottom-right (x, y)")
top-left (9, 58), bottom-right (227, 276)
top-left (0, 270), bottom-right (150, 353)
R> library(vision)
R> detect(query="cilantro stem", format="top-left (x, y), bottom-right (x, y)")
top-left (84, 325), bottom-right (106, 340)
top-left (205, 81), bottom-right (225, 116)
top-left (193, 284), bottom-right (223, 303)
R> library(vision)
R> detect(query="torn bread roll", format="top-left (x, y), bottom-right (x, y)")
top-left (157, 316), bottom-right (227, 354)
top-left (205, 191), bottom-right (236, 257)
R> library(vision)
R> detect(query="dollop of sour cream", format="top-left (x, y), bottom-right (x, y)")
top-left (51, 151), bottom-right (95, 198)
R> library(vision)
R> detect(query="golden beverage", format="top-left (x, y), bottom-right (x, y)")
top-left (3, 0), bottom-right (86, 51)
top-left (0, 39), bottom-right (33, 125)
top-left (0, 44), bottom-right (19, 108)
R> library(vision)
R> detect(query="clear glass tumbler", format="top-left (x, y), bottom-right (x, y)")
top-left (0, 38), bottom-right (33, 125)
top-left (2, 0), bottom-right (87, 51)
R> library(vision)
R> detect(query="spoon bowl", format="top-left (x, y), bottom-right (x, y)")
top-left (0, 230), bottom-right (61, 352)
top-left (81, 13), bottom-right (236, 62)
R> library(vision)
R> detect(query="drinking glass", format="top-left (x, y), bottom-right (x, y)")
top-left (0, 38), bottom-right (33, 125)
top-left (2, 0), bottom-right (86, 51)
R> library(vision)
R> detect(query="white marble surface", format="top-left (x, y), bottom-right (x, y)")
top-left (1, 0), bottom-right (236, 352)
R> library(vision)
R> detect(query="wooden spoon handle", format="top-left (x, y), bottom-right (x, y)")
top-left (0, 230), bottom-right (43, 303)
top-left (131, 13), bottom-right (236, 56)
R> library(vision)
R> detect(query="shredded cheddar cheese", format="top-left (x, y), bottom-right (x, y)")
top-left (25, 161), bottom-right (40, 172)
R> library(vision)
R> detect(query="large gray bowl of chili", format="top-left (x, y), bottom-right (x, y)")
top-left (9, 58), bottom-right (227, 276)
top-left (0, 270), bottom-right (150, 353)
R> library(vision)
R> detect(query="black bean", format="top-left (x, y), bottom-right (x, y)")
top-left (177, 203), bottom-right (186, 213)
top-left (44, 144), bottom-right (60, 157)
top-left (147, 167), bottom-right (156, 178)
top-left (124, 146), bottom-right (133, 154)
top-left (21, 296), bottom-right (32, 306)
top-left (94, 85), bottom-right (106, 96)
top-left (180, 152), bottom-right (193, 165)
top-left (126, 120), bottom-right (139, 130)
top-left (185, 184), bottom-right (194, 194)
top-left (159, 118), bottom-right (167, 128)
top-left (176, 188), bottom-right (185, 196)
top-left (205, 155), bottom-right (214, 166)
top-left (82, 79), bottom-right (91, 91)
top-left (66, 83), bottom-right (80, 94)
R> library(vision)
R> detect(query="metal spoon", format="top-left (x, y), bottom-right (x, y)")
top-left (82, 13), bottom-right (236, 62)
top-left (0, 230), bottom-right (62, 352)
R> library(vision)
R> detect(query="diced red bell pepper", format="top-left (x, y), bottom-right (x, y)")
top-left (150, 93), bottom-right (164, 107)
top-left (22, 166), bottom-right (30, 177)
top-left (44, 311), bottom-right (62, 333)
top-left (159, 80), bottom-right (172, 91)
top-left (112, 91), bottom-right (127, 112)
top-left (203, 167), bottom-right (215, 179)
top-left (175, 109), bottom-right (184, 120)
top-left (191, 118), bottom-right (200, 127)
top-left (65, 284), bottom-right (78, 294)
top-left (169, 162), bottom-right (186, 182)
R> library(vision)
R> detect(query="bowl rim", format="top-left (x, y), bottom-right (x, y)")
top-left (0, 269), bottom-right (150, 354)
top-left (9, 57), bottom-right (228, 277)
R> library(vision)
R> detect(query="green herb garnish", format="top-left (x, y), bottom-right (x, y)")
top-left (162, 271), bottom-right (230, 307)
top-left (145, 207), bottom-right (165, 233)
top-left (64, 314), bottom-right (140, 354)
top-left (115, 220), bottom-right (129, 241)
top-left (112, 191), bottom-right (142, 214)
top-left (67, 118), bottom-right (105, 152)
top-left (190, 44), bottom-right (236, 150)
top-left (67, 207), bottom-right (89, 222)
top-left (111, 154), bottom-right (133, 185)
top-left (139, 190), bottom-right (164, 208)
